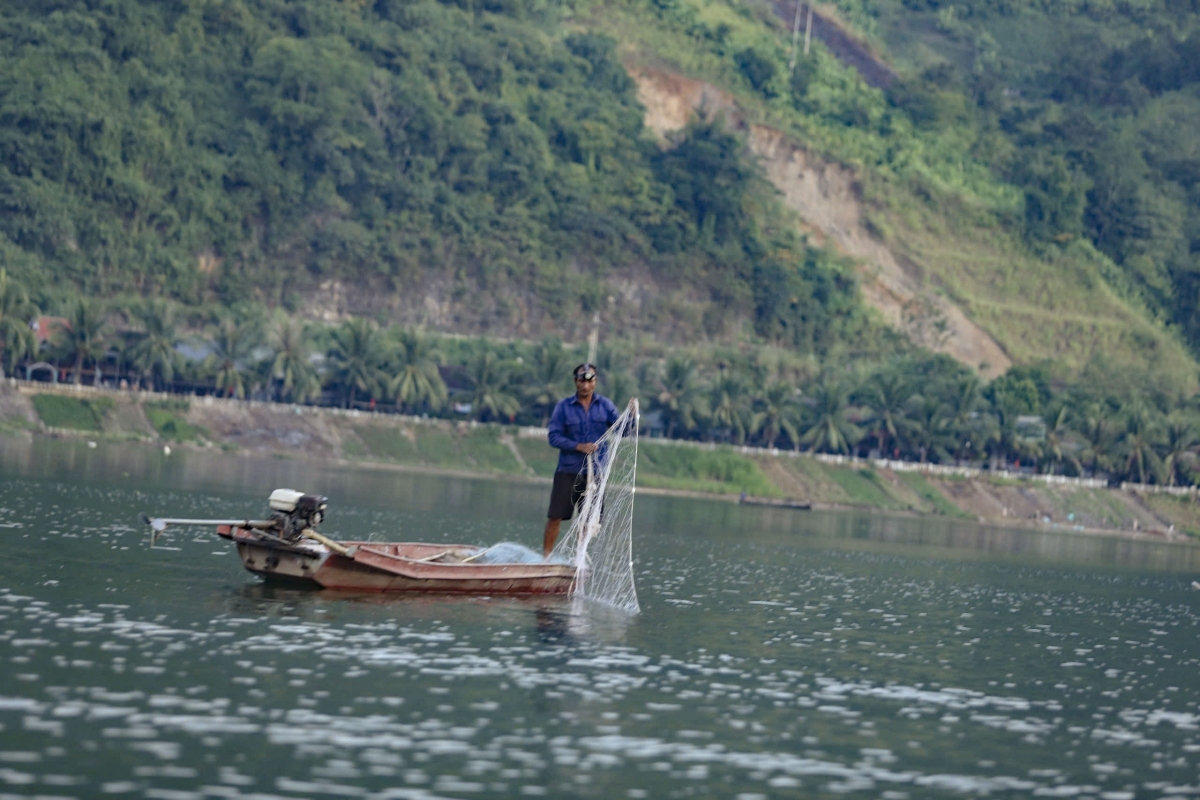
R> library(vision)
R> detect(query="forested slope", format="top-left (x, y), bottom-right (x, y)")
top-left (1, 0), bottom-right (1197, 395)
top-left (0, 0), bottom-right (862, 353)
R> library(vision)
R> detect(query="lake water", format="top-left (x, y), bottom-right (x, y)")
top-left (2, 436), bottom-right (1200, 799)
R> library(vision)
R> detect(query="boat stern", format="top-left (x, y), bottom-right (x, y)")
top-left (218, 525), bottom-right (329, 584)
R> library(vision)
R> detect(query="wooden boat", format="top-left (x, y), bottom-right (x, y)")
top-left (738, 495), bottom-right (812, 510)
top-left (217, 525), bottom-right (575, 595)
top-left (148, 489), bottom-right (575, 596)
top-left (317, 542), bottom-right (575, 594)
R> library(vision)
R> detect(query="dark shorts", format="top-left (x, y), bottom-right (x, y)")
top-left (547, 470), bottom-right (588, 520)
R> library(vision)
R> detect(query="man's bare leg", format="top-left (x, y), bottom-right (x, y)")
top-left (543, 518), bottom-right (562, 557)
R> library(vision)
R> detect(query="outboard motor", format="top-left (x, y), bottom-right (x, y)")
top-left (268, 489), bottom-right (329, 542)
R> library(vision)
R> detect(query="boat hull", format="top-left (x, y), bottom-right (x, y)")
top-left (316, 543), bottom-right (575, 595)
top-left (218, 528), bottom-right (574, 595)
top-left (739, 498), bottom-right (812, 510)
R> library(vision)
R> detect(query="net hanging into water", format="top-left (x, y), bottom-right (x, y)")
top-left (549, 398), bottom-right (641, 614)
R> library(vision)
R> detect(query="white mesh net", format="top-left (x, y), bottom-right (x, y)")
top-left (549, 398), bottom-right (640, 614)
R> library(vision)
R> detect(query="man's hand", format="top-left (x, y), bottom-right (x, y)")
top-left (576, 442), bottom-right (597, 454)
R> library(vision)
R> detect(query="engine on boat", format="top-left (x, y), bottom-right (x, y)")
top-left (267, 489), bottom-right (328, 541)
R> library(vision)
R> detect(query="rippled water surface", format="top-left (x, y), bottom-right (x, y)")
top-left (2, 437), bottom-right (1200, 799)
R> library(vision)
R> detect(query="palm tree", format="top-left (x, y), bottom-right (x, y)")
top-left (799, 376), bottom-right (861, 454)
top-left (861, 371), bottom-right (912, 458)
top-left (270, 318), bottom-right (321, 403)
top-left (53, 300), bottom-right (107, 385)
top-left (655, 357), bottom-right (709, 438)
top-left (0, 270), bottom-right (35, 378)
top-left (708, 372), bottom-right (750, 443)
top-left (127, 300), bottom-right (182, 392)
top-left (465, 350), bottom-right (520, 422)
top-left (1159, 413), bottom-right (1197, 487)
top-left (526, 336), bottom-right (570, 424)
top-left (389, 328), bottom-right (447, 413)
top-left (944, 375), bottom-right (985, 462)
top-left (904, 395), bottom-right (950, 463)
top-left (1080, 401), bottom-right (1116, 478)
top-left (1120, 402), bottom-right (1162, 485)
top-left (325, 318), bottom-right (386, 408)
top-left (602, 370), bottom-right (636, 410)
top-left (206, 318), bottom-right (260, 399)
top-left (988, 392), bottom-right (1035, 471)
top-left (1041, 404), bottom-right (1072, 475)
top-left (750, 382), bottom-right (801, 449)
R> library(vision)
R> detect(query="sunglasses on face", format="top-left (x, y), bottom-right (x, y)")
top-left (575, 375), bottom-right (595, 382)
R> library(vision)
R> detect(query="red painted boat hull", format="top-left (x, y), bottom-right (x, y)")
top-left (217, 527), bottom-right (575, 595)
top-left (316, 543), bottom-right (575, 594)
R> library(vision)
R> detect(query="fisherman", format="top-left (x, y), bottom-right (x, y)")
top-left (543, 363), bottom-right (619, 557)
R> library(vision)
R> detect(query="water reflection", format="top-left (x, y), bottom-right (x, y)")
top-left (647, 491), bottom-right (1200, 572)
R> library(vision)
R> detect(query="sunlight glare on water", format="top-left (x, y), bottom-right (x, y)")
top-left (1, 437), bottom-right (1199, 799)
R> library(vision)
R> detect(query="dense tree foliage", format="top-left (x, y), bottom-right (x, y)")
top-left (0, 0), bottom-right (860, 352)
top-left (6, 0), bottom-right (1200, 484)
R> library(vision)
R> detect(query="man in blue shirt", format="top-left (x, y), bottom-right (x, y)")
top-left (543, 363), bottom-right (620, 556)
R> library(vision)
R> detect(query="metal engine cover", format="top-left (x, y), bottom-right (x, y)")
top-left (268, 488), bottom-right (305, 513)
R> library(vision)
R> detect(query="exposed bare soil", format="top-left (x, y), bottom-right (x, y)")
top-left (927, 477), bottom-right (1184, 540)
top-left (184, 398), bottom-right (352, 459)
top-left (0, 382), bottom-right (37, 427)
top-left (630, 66), bottom-right (1011, 377)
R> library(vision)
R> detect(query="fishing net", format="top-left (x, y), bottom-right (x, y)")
top-left (469, 542), bottom-right (566, 565)
top-left (549, 398), bottom-right (641, 614)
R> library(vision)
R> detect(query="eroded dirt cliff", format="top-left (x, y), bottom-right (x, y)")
top-left (632, 66), bottom-right (1012, 377)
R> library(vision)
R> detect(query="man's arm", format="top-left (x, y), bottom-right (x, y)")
top-left (547, 402), bottom-right (577, 452)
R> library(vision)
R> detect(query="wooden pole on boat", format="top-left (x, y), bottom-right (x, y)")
top-left (301, 528), bottom-right (351, 556)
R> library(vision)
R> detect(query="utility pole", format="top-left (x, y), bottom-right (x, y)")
top-left (804, 2), bottom-right (814, 56)
top-left (788, 1), bottom-right (803, 77)
top-left (586, 312), bottom-right (599, 365)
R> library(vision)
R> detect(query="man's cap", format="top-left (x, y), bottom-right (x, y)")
top-left (574, 363), bottom-right (598, 381)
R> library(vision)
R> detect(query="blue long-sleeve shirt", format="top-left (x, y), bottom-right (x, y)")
top-left (547, 393), bottom-right (620, 474)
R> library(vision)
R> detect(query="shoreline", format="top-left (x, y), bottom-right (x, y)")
top-left (11, 422), bottom-right (1196, 548)
top-left (4, 380), bottom-right (1199, 546)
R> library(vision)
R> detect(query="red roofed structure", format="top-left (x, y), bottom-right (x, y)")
top-left (30, 316), bottom-right (68, 345)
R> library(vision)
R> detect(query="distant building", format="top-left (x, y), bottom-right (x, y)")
top-left (1015, 414), bottom-right (1046, 442)
top-left (175, 340), bottom-right (215, 363)
top-left (30, 316), bottom-right (68, 347)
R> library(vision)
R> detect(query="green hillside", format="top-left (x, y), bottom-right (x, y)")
top-left (1, 0), bottom-right (1198, 397)
top-left (819, 0), bottom-right (1200, 374)
top-left (578, 0), bottom-right (1197, 392)
top-left (0, 0), bottom-right (863, 352)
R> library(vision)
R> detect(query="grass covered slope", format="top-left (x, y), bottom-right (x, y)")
top-left (823, 0), bottom-right (1200, 375)
top-left (578, 0), bottom-right (1197, 391)
top-left (29, 394), bottom-right (112, 431)
top-left (874, 192), bottom-right (1196, 389)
